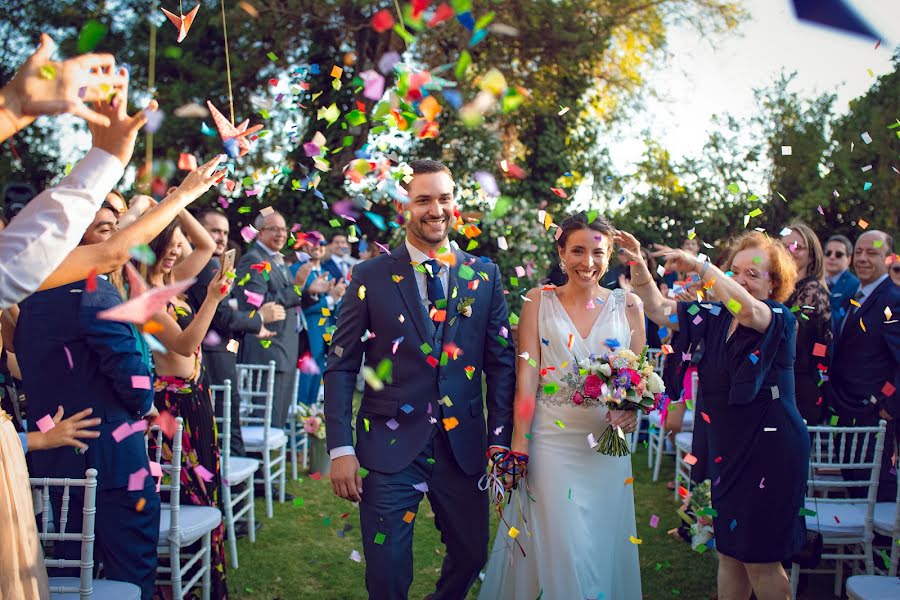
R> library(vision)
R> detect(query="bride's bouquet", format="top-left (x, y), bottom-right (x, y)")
top-left (574, 346), bottom-right (665, 456)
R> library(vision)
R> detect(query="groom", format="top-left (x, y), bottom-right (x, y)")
top-left (324, 159), bottom-right (516, 599)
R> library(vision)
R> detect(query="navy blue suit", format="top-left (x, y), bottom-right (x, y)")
top-left (827, 269), bottom-right (860, 332)
top-left (829, 277), bottom-right (900, 501)
top-left (16, 279), bottom-right (160, 599)
top-left (322, 255), bottom-right (349, 283)
top-left (324, 244), bottom-right (516, 599)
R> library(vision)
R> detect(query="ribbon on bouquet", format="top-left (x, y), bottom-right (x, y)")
top-left (478, 449), bottom-right (530, 558)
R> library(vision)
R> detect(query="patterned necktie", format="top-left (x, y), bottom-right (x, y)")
top-left (424, 259), bottom-right (445, 313)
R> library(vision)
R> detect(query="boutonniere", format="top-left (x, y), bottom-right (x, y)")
top-left (457, 297), bottom-right (475, 318)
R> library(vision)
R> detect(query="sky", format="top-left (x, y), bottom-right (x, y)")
top-left (606, 0), bottom-right (898, 174)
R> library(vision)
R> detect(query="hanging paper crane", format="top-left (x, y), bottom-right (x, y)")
top-left (161, 3), bottom-right (201, 43)
top-left (206, 100), bottom-right (263, 158)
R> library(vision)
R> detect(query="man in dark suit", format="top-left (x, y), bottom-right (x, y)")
top-left (235, 210), bottom-right (323, 429)
top-left (322, 232), bottom-right (358, 282)
top-left (824, 233), bottom-right (860, 331)
top-left (14, 203), bottom-right (160, 599)
top-left (186, 209), bottom-right (286, 456)
top-left (829, 230), bottom-right (900, 501)
top-left (325, 160), bottom-right (516, 600)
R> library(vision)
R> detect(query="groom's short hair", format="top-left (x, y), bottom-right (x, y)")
top-left (403, 159), bottom-right (453, 188)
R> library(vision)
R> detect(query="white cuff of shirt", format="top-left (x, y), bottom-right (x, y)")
top-left (68, 148), bottom-right (125, 195)
top-left (325, 295), bottom-right (336, 310)
top-left (329, 445), bottom-right (356, 460)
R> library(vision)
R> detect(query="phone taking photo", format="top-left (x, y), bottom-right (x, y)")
top-left (221, 248), bottom-right (236, 276)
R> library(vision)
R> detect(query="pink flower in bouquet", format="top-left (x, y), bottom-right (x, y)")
top-left (584, 374), bottom-right (603, 398)
top-left (572, 390), bottom-right (584, 405)
top-left (635, 380), bottom-right (647, 397)
top-left (304, 416), bottom-right (321, 435)
top-left (625, 368), bottom-right (642, 386)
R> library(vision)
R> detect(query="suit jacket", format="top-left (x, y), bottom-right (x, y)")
top-left (322, 256), bottom-right (353, 283)
top-left (828, 269), bottom-right (860, 332)
top-left (15, 278), bottom-right (154, 490)
top-left (324, 243), bottom-right (516, 476)
top-left (235, 243), bottom-right (309, 372)
top-left (828, 277), bottom-right (900, 420)
top-left (186, 259), bottom-right (263, 354)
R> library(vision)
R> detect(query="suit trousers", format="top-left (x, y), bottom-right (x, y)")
top-left (838, 413), bottom-right (899, 502)
top-left (271, 369), bottom-right (295, 430)
top-left (205, 349), bottom-right (245, 456)
top-left (48, 478), bottom-right (161, 600)
top-left (359, 428), bottom-right (489, 600)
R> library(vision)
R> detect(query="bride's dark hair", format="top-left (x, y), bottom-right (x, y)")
top-left (556, 212), bottom-right (614, 250)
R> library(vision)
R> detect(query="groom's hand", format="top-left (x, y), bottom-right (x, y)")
top-left (331, 455), bottom-right (363, 502)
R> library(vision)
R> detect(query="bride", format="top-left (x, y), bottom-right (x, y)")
top-left (479, 213), bottom-right (645, 600)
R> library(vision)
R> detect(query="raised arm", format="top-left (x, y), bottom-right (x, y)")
top-left (172, 207), bottom-right (216, 282)
top-left (510, 287), bottom-right (542, 456)
top-left (151, 270), bottom-right (233, 357)
top-left (39, 156), bottom-right (225, 290)
top-left (615, 230), bottom-right (679, 331)
top-left (0, 34), bottom-right (128, 141)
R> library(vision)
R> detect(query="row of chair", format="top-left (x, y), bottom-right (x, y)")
top-left (30, 361), bottom-right (315, 599)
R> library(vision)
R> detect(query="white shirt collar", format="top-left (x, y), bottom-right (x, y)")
top-left (404, 237), bottom-right (451, 267)
top-left (255, 240), bottom-right (281, 258)
top-left (827, 269), bottom-right (847, 285)
top-left (857, 273), bottom-right (888, 304)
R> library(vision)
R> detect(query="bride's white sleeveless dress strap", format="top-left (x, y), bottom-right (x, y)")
top-left (478, 288), bottom-right (642, 600)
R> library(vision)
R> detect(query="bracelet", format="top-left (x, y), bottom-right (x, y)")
top-left (630, 273), bottom-right (654, 287)
top-left (699, 259), bottom-right (710, 278)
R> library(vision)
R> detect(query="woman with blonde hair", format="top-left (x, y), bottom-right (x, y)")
top-left (781, 223), bottom-right (832, 425)
top-left (618, 229), bottom-right (809, 600)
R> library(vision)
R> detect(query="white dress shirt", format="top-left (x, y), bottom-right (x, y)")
top-left (329, 237), bottom-right (450, 461)
top-left (0, 148), bottom-right (123, 309)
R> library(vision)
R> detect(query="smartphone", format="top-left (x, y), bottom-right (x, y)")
top-left (221, 248), bottom-right (236, 275)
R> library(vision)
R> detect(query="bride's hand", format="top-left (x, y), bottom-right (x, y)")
top-left (607, 409), bottom-right (638, 433)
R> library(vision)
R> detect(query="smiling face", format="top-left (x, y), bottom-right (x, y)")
top-left (853, 231), bottom-right (890, 286)
top-left (558, 227), bottom-right (611, 288)
top-left (729, 248), bottom-right (772, 301)
top-left (201, 212), bottom-right (230, 257)
top-left (328, 234), bottom-right (350, 258)
top-left (402, 171), bottom-right (456, 251)
top-left (824, 240), bottom-right (851, 277)
top-left (81, 207), bottom-right (118, 246)
top-left (781, 230), bottom-right (810, 276)
top-left (158, 226), bottom-right (184, 275)
top-left (257, 213), bottom-right (288, 253)
top-left (305, 242), bottom-right (326, 261)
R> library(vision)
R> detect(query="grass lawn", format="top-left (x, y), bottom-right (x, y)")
top-left (229, 443), bottom-right (769, 600)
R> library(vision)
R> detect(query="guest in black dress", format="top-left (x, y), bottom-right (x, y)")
top-left (781, 223), bottom-right (832, 425)
top-left (619, 229), bottom-right (809, 600)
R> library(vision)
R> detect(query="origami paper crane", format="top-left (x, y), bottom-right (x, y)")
top-left (206, 100), bottom-right (263, 158)
top-left (161, 4), bottom-right (201, 43)
top-left (97, 276), bottom-right (197, 324)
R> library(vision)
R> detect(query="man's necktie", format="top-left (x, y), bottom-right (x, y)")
top-left (841, 288), bottom-right (865, 335)
top-left (424, 259), bottom-right (445, 313)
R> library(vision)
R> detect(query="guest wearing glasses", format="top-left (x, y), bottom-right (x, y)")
top-left (823, 234), bottom-right (860, 331)
top-left (781, 224), bottom-right (832, 426)
top-left (890, 255), bottom-right (900, 287)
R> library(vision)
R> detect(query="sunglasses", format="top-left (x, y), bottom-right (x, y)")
top-left (892, 266), bottom-right (900, 274)
top-left (824, 250), bottom-right (846, 258)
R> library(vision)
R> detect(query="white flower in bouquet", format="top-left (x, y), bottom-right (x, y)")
top-left (577, 357), bottom-right (592, 372)
top-left (641, 364), bottom-right (654, 378)
top-left (598, 363), bottom-right (612, 377)
top-left (648, 372), bottom-right (665, 394)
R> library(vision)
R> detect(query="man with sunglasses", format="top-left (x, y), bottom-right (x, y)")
top-left (824, 234), bottom-right (860, 331)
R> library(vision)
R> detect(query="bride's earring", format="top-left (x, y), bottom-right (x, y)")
top-left (559, 258), bottom-right (567, 272)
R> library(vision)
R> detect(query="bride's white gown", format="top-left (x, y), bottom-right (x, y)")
top-left (479, 288), bottom-right (642, 600)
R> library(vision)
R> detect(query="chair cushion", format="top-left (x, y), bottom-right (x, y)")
top-left (159, 505), bottom-right (222, 546)
top-left (873, 502), bottom-right (899, 534)
top-left (226, 456), bottom-right (260, 485)
top-left (805, 500), bottom-right (868, 538)
top-left (242, 426), bottom-right (287, 450)
top-left (50, 577), bottom-right (141, 599)
top-left (674, 432), bottom-right (693, 451)
top-left (846, 575), bottom-right (900, 600)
